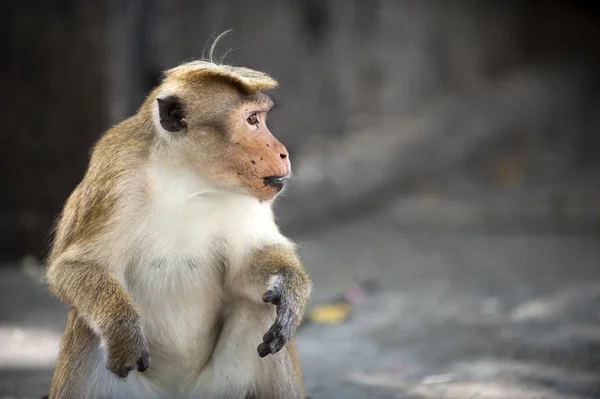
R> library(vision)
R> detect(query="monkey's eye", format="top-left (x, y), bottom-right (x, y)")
top-left (247, 113), bottom-right (259, 126)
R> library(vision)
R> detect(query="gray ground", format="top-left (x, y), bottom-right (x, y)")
top-left (2, 207), bottom-right (600, 399)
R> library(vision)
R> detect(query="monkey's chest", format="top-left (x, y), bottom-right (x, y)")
top-left (122, 190), bottom-right (275, 381)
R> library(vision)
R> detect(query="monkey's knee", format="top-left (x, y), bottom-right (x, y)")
top-left (254, 347), bottom-right (304, 399)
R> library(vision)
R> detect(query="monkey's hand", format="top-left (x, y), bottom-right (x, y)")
top-left (104, 317), bottom-right (150, 378)
top-left (258, 270), bottom-right (311, 357)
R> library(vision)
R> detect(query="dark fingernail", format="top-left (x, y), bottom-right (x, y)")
top-left (257, 343), bottom-right (271, 357)
top-left (137, 357), bottom-right (149, 372)
top-left (262, 290), bottom-right (275, 303)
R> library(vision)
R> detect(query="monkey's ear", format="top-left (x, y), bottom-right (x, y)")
top-left (157, 96), bottom-right (187, 132)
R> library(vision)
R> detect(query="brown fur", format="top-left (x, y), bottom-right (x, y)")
top-left (229, 244), bottom-right (311, 315)
top-left (48, 116), bottom-right (153, 261)
top-left (49, 309), bottom-right (95, 397)
top-left (286, 340), bottom-right (304, 395)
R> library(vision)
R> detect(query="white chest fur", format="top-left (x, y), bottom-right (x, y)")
top-left (121, 161), bottom-right (287, 387)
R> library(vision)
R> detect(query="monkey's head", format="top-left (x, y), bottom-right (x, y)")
top-left (148, 61), bottom-right (290, 202)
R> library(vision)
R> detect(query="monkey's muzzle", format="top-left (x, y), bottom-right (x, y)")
top-left (263, 176), bottom-right (287, 190)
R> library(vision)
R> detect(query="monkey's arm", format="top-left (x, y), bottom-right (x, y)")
top-left (46, 249), bottom-right (149, 377)
top-left (227, 244), bottom-right (312, 357)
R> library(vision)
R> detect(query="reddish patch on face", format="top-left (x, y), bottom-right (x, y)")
top-left (222, 121), bottom-right (290, 201)
top-left (191, 92), bottom-right (289, 201)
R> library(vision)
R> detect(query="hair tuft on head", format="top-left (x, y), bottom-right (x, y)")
top-left (208, 29), bottom-right (233, 65)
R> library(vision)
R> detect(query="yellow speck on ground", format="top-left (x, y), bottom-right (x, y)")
top-left (308, 303), bottom-right (351, 325)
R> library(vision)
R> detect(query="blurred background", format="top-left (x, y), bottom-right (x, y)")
top-left (2, 1), bottom-right (600, 398)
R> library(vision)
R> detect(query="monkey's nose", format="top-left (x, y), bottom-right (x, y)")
top-left (263, 176), bottom-right (287, 190)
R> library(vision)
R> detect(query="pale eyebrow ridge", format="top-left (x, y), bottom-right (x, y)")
top-left (241, 93), bottom-right (274, 112)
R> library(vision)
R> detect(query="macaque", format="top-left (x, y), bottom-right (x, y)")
top-left (45, 52), bottom-right (312, 399)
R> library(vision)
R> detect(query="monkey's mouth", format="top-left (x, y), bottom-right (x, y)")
top-left (263, 175), bottom-right (287, 190)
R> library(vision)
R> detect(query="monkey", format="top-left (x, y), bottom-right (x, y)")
top-left (44, 55), bottom-right (312, 399)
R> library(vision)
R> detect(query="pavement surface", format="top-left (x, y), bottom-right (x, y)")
top-left (2, 209), bottom-right (600, 399)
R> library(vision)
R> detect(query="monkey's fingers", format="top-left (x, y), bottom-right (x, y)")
top-left (262, 321), bottom-right (282, 343)
top-left (262, 290), bottom-right (281, 305)
top-left (257, 336), bottom-right (286, 357)
top-left (258, 321), bottom-right (283, 357)
top-left (258, 319), bottom-right (289, 357)
top-left (268, 335), bottom-right (286, 355)
top-left (137, 351), bottom-right (150, 372)
top-left (108, 362), bottom-right (135, 379)
top-left (257, 342), bottom-right (271, 357)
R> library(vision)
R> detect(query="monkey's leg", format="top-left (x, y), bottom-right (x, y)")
top-left (195, 300), bottom-right (304, 399)
top-left (49, 308), bottom-right (95, 399)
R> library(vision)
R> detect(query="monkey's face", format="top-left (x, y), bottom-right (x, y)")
top-left (157, 89), bottom-right (291, 202)
top-left (217, 99), bottom-right (291, 202)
